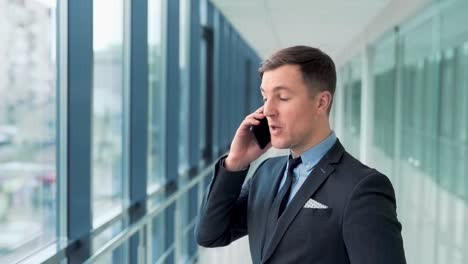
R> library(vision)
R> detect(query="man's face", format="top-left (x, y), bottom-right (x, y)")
top-left (261, 64), bottom-right (324, 154)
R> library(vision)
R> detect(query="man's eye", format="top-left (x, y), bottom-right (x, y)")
top-left (279, 97), bottom-right (289, 101)
top-left (262, 98), bottom-right (267, 102)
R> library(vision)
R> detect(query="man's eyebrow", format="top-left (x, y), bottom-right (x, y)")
top-left (260, 86), bottom-right (291, 93)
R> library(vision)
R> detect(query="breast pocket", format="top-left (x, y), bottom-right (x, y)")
top-left (300, 208), bottom-right (333, 217)
top-left (294, 208), bottom-right (334, 231)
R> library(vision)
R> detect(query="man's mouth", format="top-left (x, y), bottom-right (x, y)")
top-left (269, 125), bottom-right (281, 135)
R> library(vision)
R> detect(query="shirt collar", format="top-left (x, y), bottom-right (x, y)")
top-left (289, 131), bottom-right (337, 171)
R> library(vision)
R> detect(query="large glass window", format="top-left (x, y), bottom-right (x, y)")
top-left (454, 44), bottom-right (468, 200)
top-left (399, 19), bottom-right (437, 264)
top-left (0, 0), bottom-right (57, 261)
top-left (199, 0), bottom-right (208, 163)
top-left (372, 35), bottom-right (396, 162)
top-left (178, 0), bottom-right (190, 175)
top-left (147, 2), bottom-right (168, 262)
top-left (92, 0), bottom-right (125, 222)
top-left (148, 0), bottom-right (166, 190)
top-left (341, 57), bottom-right (361, 157)
top-left (178, 1), bottom-right (192, 262)
top-left (440, 0), bottom-right (468, 202)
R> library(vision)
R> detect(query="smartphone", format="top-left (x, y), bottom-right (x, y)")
top-left (251, 117), bottom-right (271, 149)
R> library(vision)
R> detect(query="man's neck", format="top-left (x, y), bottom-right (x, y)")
top-left (290, 126), bottom-right (332, 157)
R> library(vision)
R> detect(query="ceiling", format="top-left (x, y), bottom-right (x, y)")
top-left (210, 0), bottom-right (392, 63)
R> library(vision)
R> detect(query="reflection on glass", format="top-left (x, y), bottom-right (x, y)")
top-left (0, 0), bottom-right (56, 260)
top-left (92, 0), bottom-right (124, 221)
top-left (148, 0), bottom-right (165, 189)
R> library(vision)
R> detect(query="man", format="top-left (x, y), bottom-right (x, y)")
top-left (195, 46), bottom-right (406, 264)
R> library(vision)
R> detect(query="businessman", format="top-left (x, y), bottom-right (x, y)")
top-left (195, 46), bottom-right (406, 264)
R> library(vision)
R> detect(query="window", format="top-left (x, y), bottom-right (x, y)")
top-left (0, 0), bottom-right (57, 261)
top-left (373, 36), bottom-right (396, 160)
top-left (178, 0), bottom-right (190, 175)
top-left (92, 0), bottom-right (126, 222)
top-left (341, 57), bottom-right (361, 157)
top-left (148, 0), bottom-right (166, 190)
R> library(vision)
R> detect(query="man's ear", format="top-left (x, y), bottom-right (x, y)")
top-left (316, 91), bottom-right (332, 114)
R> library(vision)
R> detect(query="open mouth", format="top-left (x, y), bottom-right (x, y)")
top-left (269, 126), bottom-right (281, 134)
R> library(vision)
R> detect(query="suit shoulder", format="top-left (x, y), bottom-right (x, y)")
top-left (337, 152), bottom-right (392, 188)
top-left (335, 152), bottom-right (398, 213)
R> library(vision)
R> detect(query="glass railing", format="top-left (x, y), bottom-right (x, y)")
top-left (18, 161), bottom-right (215, 264)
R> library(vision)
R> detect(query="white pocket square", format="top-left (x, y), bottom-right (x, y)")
top-left (304, 198), bottom-right (328, 209)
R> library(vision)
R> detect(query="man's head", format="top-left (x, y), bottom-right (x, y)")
top-left (258, 46), bottom-right (336, 156)
top-left (259, 46), bottom-right (336, 109)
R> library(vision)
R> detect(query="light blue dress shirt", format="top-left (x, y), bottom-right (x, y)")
top-left (276, 131), bottom-right (337, 206)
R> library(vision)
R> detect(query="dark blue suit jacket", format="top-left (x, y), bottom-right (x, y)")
top-left (196, 139), bottom-right (406, 264)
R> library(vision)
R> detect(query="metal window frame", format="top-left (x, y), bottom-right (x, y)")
top-left (164, 1), bottom-right (181, 263)
top-left (67, 0), bottom-right (93, 262)
top-left (128, 0), bottom-right (149, 263)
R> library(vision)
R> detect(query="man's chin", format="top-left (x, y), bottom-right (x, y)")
top-left (270, 140), bottom-right (290, 150)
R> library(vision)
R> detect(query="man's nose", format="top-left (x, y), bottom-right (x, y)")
top-left (263, 100), bottom-right (276, 117)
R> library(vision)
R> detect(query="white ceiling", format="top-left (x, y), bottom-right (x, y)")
top-left (210, 0), bottom-right (392, 62)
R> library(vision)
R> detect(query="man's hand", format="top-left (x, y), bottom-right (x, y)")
top-left (225, 107), bottom-right (272, 171)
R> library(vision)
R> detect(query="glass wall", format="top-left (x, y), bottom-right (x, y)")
top-left (178, 0), bottom-right (190, 176)
top-left (147, 2), bottom-right (170, 263)
top-left (434, 2), bottom-right (468, 262)
top-left (338, 0), bottom-right (468, 263)
top-left (92, 0), bottom-right (126, 222)
top-left (0, 0), bottom-right (57, 261)
top-left (372, 34), bottom-right (396, 176)
top-left (398, 16), bottom-right (439, 264)
top-left (0, 0), bottom-right (262, 262)
top-left (341, 57), bottom-right (362, 157)
top-left (148, 0), bottom-right (166, 189)
top-left (199, 0), bottom-right (208, 164)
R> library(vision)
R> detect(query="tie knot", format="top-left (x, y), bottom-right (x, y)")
top-left (288, 156), bottom-right (302, 172)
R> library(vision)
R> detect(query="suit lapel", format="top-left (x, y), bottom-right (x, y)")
top-left (262, 140), bottom-right (344, 263)
top-left (257, 157), bottom-right (288, 258)
top-left (264, 157), bottom-right (289, 213)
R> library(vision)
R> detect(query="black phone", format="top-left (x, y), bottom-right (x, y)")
top-left (251, 117), bottom-right (271, 149)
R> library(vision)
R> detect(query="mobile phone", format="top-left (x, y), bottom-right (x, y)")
top-left (251, 117), bottom-right (271, 149)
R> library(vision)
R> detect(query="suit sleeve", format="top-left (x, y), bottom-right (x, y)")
top-left (195, 157), bottom-right (253, 247)
top-left (342, 171), bottom-right (406, 264)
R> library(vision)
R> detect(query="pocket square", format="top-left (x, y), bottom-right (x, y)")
top-left (304, 198), bottom-right (328, 209)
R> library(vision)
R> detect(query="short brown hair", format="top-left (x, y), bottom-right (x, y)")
top-left (258, 46), bottom-right (336, 99)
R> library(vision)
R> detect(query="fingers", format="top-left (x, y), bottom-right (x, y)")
top-left (242, 111), bottom-right (265, 126)
top-left (251, 112), bottom-right (265, 120)
top-left (255, 106), bottom-right (264, 114)
top-left (240, 115), bottom-right (261, 129)
top-left (238, 107), bottom-right (266, 131)
top-left (249, 106), bottom-right (266, 120)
